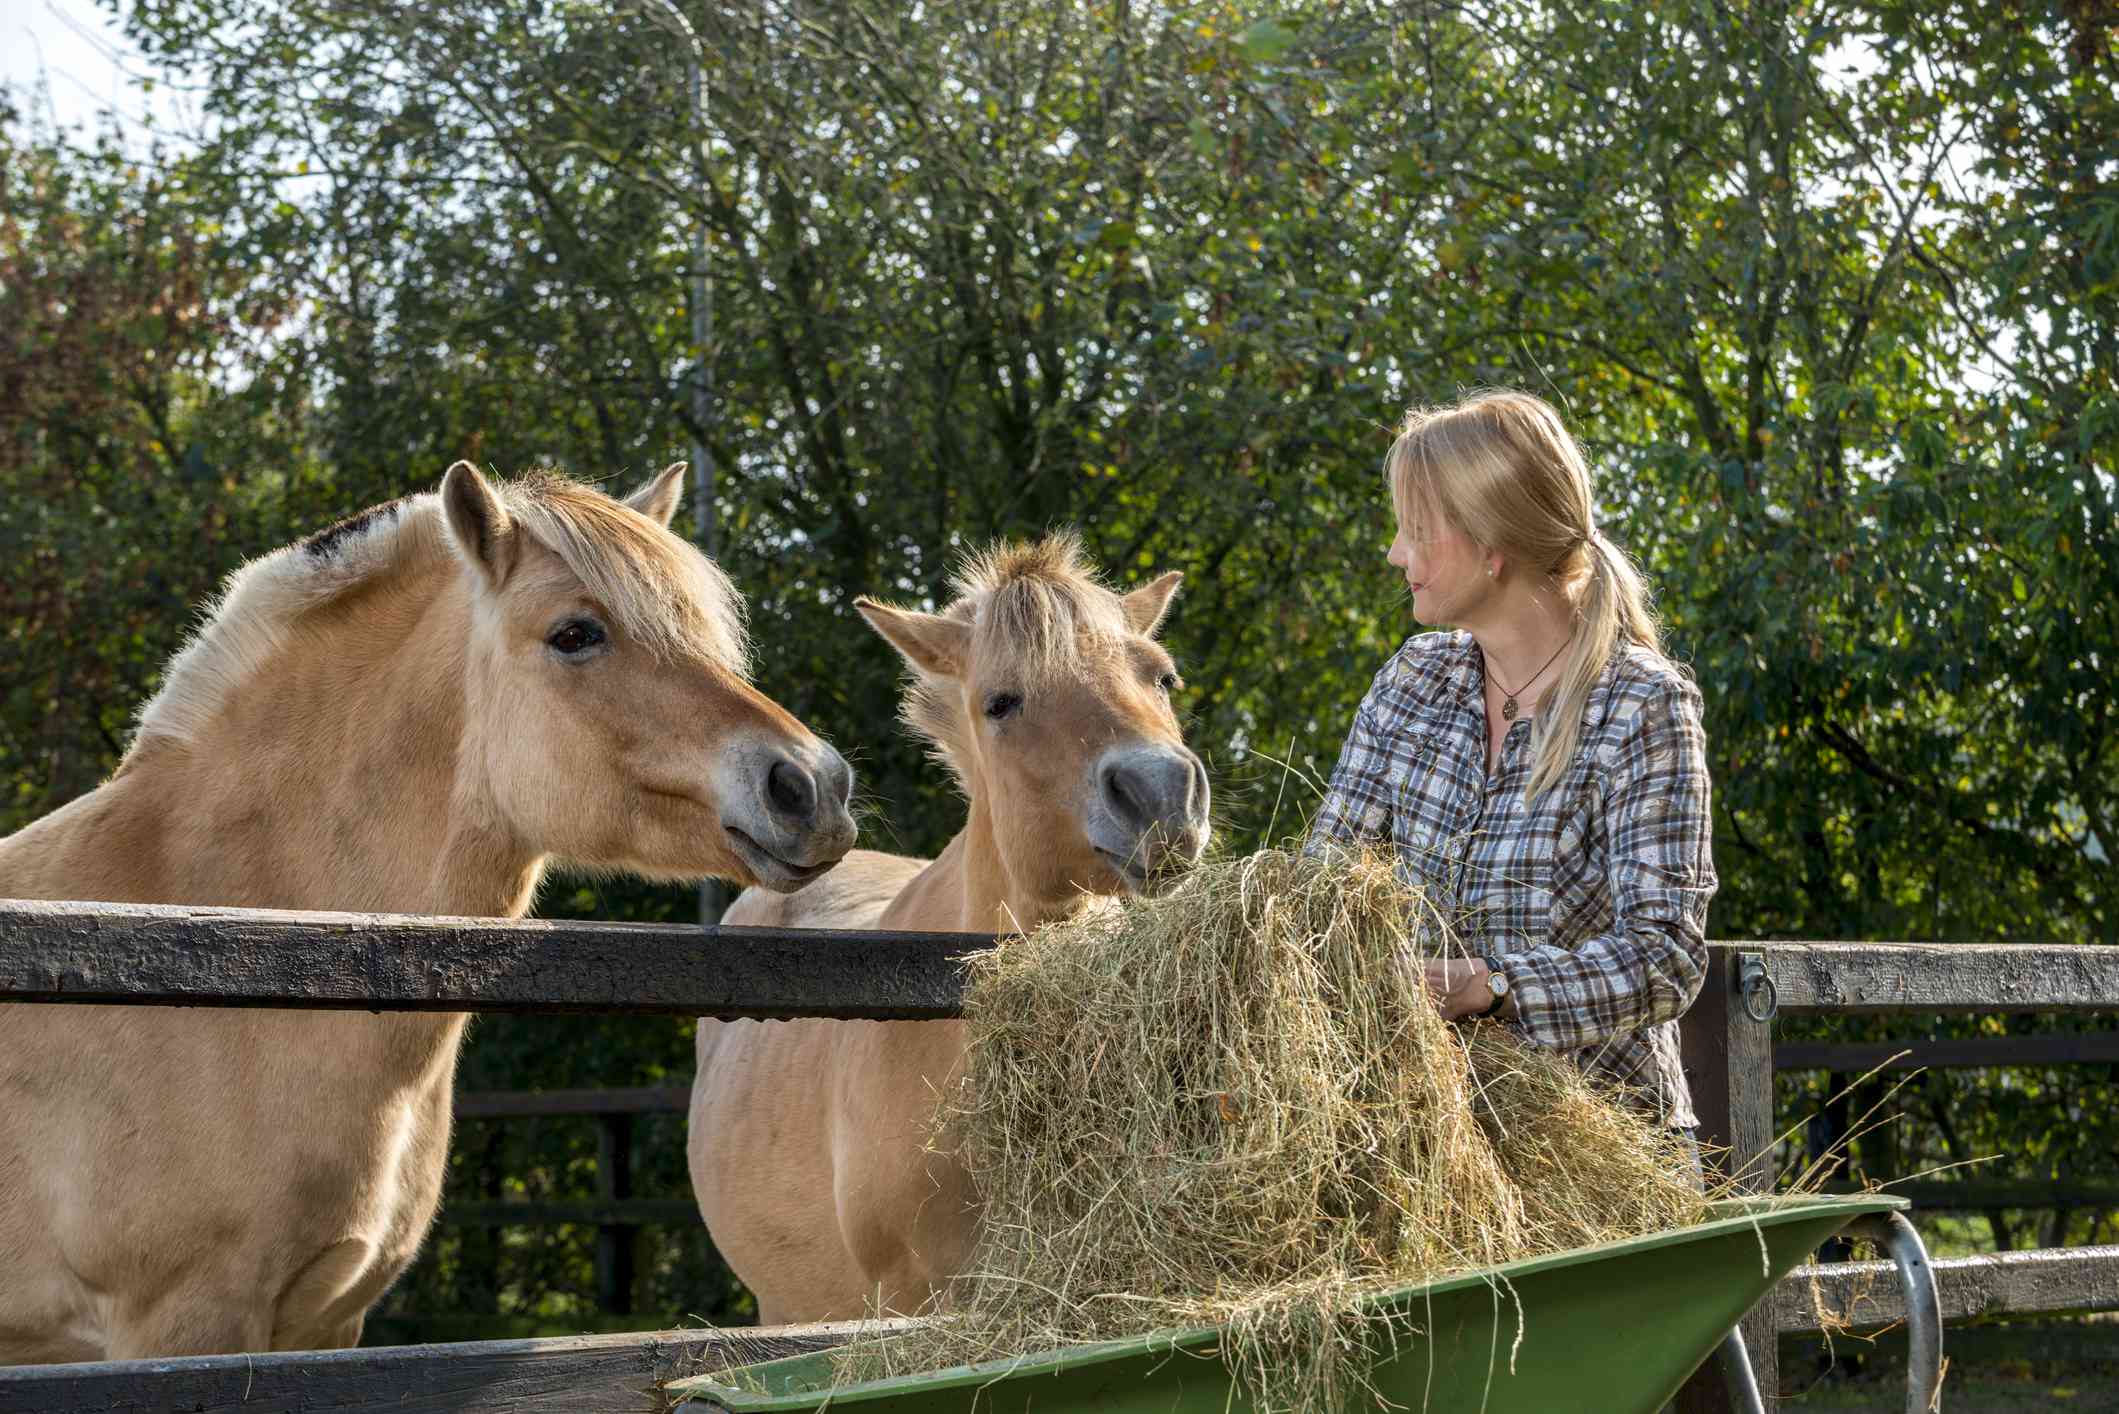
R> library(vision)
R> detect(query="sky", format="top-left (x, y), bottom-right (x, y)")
top-left (2, 0), bottom-right (195, 144)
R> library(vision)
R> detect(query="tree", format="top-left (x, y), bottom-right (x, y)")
top-left (8, 0), bottom-right (2107, 1324)
top-left (0, 100), bottom-right (311, 826)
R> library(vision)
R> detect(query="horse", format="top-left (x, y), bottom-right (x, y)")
top-left (687, 534), bottom-right (1210, 1323)
top-left (0, 461), bottom-right (857, 1364)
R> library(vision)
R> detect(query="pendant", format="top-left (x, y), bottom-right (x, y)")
top-left (1501, 696), bottom-right (1518, 721)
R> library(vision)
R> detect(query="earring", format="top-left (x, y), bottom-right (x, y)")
top-left (1486, 565), bottom-right (1497, 579)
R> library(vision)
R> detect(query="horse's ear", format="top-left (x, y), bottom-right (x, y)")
top-left (855, 597), bottom-right (970, 679)
top-left (441, 461), bottom-right (517, 586)
top-left (625, 462), bottom-right (687, 528)
top-left (1121, 571), bottom-right (1183, 636)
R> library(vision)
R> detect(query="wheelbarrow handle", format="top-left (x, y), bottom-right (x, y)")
top-left (1843, 1212), bottom-right (1945, 1414)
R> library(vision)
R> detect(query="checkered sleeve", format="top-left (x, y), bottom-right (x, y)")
top-left (1305, 665), bottom-right (1400, 852)
top-left (1503, 678), bottom-right (1715, 1051)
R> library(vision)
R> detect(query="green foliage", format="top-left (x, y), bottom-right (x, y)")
top-left (2, 0), bottom-right (2112, 1332)
top-left (0, 101), bottom-right (312, 818)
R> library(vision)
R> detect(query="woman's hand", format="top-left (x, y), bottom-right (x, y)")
top-left (1420, 957), bottom-right (1513, 1022)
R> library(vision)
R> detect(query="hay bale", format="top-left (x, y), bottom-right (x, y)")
top-left (833, 848), bottom-right (1707, 1412)
top-left (1461, 1024), bottom-right (1706, 1252)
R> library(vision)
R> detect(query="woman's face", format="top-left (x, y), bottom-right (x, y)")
top-left (1387, 504), bottom-right (1488, 627)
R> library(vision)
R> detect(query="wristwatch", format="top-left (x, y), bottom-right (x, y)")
top-left (1478, 956), bottom-right (1510, 1018)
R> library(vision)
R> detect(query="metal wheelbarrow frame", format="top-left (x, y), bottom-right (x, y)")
top-left (670, 1195), bottom-right (1945, 1414)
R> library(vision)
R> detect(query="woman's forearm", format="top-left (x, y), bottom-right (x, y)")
top-left (1500, 919), bottom-right (1707, 1048)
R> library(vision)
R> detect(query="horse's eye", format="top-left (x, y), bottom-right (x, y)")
top-left (984, 692), bottom-right (1022, 721)
top-left (1158, 672), bottom-right (1182, 693)
top-left (547, 619), bottom-right (606, 656)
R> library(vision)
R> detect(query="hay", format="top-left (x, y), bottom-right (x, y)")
top-left (831, 848), bottom-right (1709, 1412)
top-left (1459, 1024), bottom-right (1706, 1251)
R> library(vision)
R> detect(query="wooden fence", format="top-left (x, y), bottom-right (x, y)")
top-left (0, 900), bottom-right (2115, 1412)
top-left (1671, 945), bottom-right (2119, 1411)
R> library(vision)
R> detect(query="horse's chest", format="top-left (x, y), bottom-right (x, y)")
top-left (832, 1026), bottom-right (976, 1271)
top-left (350, 1077), bottom-right (453, 1268)
top-left (269, 1073), bottom-right (452, 1338)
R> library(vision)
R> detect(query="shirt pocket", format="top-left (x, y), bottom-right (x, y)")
top-left (1386, 729), bottom-right (1443, 785)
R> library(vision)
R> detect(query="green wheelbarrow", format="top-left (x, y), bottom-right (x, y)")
top-left (669, 1195), bottom-right (1944, 1414)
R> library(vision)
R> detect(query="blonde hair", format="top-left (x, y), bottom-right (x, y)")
top-left (1387, 389), bottom-right (1664, 800)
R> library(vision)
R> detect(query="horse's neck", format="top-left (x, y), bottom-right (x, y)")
top-left (4, 542), bottom-right (542, 922)
top-left (0, 553), bottom-right (529, 1097)
top-left (880, 798), bottom-right (1082, 938)
top-left (145, 558), bottom-right (544, 919)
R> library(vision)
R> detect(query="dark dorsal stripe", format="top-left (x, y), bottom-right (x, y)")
top-left (302, 497), bottom-right (410, 560)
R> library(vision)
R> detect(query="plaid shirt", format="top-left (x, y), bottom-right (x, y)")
top-left (1307, 630), bottom-right (1717, 1127)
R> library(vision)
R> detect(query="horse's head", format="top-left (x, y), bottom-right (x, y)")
top-left (857, 534), bottom-right (1209, 904)
top-left (441, 462), bottom-right (854, 891)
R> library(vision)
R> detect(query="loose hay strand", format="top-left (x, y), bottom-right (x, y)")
top-left (831, 848), bottom-right (1709, 1413)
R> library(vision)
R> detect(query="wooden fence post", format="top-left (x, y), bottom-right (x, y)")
top-left (1675, 946), bottom-right (1779, 1411)
top-left (595, 1114), bottom-right (636, 1316)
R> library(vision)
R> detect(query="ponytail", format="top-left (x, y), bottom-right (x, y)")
top-left (1525, 530), bottom-right (1663, 801)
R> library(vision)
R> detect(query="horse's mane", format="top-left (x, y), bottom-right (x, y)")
top-left (903, 532), bottom-right (1130, 787)
top-left (132, 473), bottom-right (747, 749)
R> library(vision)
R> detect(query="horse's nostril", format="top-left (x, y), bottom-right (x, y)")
top-left (1102, 763), bottom-right (1148, 826)
top-left (1104, 751), bottom-right (1207, 832)
top-left (767, 759), bottom-right (817, 822)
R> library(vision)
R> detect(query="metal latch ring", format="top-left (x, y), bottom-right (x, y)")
top-left (1737, 951), bottom-right (1778, 1023)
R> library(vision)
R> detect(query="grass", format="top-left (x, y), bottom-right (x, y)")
top-left (1783, 1367), bottom-right (2119, 1411)
top-left (1780, 1327), bottom-right (2119, 1413)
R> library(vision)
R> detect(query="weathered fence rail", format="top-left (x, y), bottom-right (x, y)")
top-left (1775, 1245), bottom-right (2119, 1332)
top-left (1755, 942), bottom-right (2119, 1014)
top-left (1672, 942), bottom-right (2119, 1412)
top-left (0, 899), bottom-right (977, 1017)
top-left (3, 899), bottom-right (2117, 1413)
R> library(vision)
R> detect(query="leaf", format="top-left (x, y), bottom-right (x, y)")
top-left (1240, 19), bottom-right (1298, 63)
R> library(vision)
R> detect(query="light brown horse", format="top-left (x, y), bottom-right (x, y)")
top-left (688, 535), bottom-right (1210, 1323)
top-left (0, 462), bottom-right (856, 1364)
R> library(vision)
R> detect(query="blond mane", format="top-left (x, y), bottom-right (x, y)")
top-left (903, 533), bottom-right (1131, 785)
top-left (133, 473), bottom-right (748, 750)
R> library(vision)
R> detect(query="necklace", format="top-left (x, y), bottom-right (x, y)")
top-left (1488, 636), bottom-right (1572, 722)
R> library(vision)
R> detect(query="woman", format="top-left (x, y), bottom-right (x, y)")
top-left (1308, 388), bottom-right (1717, 1133)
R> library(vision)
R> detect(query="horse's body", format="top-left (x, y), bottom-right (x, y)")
top-left (689, 537), bottom-right (1209, 1324)
top-left (0, 464), bottom-right (855, 1363)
